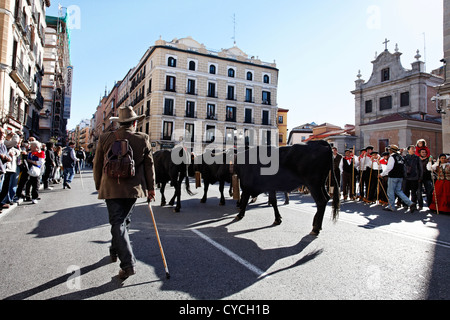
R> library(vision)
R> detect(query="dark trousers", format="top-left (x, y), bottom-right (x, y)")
top-left (403, 179), bottom-right (419, 204)
top-left (342, 171), bottom-right (356, 198)
top-left (42, 165), bottom-right (54, 189)
top-left (367, 169), bottom-right (380, 201)
top-left (25, 176), bottom-right (39, 200)
top-left (106, 198), bottom-right (137, 270)
top-left (15, 169), bottom-right (29, 198)
top-left (361, 169), bottom-right (371, 198)
top-left (417, 179), bottom-right (433, 208)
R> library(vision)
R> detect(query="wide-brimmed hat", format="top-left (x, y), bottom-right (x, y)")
top-left (110, 106), bottom-right (145, 123)
top-left (389, 145), bottom-right (400, 153)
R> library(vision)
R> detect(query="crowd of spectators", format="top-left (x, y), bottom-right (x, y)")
top-left (0, 129), bottom-right (86, 214)
top-left (332, 139), bottom-right (449, 214)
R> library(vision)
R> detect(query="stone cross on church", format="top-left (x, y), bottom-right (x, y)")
top-left (383, 38), bottom-right (390, 51)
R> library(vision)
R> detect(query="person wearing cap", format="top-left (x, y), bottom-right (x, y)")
top-left (93, 106), bottom-right (156, 280)
top-left (379, 145), bottom-right (416, 212)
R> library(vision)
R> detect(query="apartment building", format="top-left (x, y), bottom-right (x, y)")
top-left (115, 36), bottom-right (279, 152)
top-left (277, 108), bottom-right (289, 146)
top-left (40, 14), bottom-right (71, 144)
top-left (0, 0), bottom-right (50, 138)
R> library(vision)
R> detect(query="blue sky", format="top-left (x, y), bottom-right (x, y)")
top-left (46, 0), bottom-right (444, 131)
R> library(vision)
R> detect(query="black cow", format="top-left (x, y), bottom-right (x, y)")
top-left (234, 141), bottom-right (340, 236)
top-left (193, 149), bottom-right (234, 206)
top-left (153, 146), bottom-right (194, 212)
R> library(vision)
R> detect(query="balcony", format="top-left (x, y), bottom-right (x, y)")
top-left (207, 91), bottom-right (218, 98)
top-left (34, 91), bottom-right (44, 110)
top-left (161, 133), bottom-right (173, 141)
top-left (186, 88), bottom-right (197, 95)
top-left (185, 110), bottom-right (197, 119)
top-left (10, 59), bottom-right (32, 94)
top-left (244, 117), bottom-right (254, 124)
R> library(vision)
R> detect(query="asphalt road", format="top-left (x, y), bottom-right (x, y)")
top-left (0, 169), bottom-right (449, 303)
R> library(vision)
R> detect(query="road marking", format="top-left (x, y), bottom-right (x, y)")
top-left (284, 204), bottom-right (450, 250)
top-left (191, 229), bottom-right (269, 279)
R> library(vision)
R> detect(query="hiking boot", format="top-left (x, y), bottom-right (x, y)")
top-left (118, 267), bottom-right (136, 280)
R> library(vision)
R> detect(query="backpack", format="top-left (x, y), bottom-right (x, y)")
top-left (103, 132), bottom-right (135, 183)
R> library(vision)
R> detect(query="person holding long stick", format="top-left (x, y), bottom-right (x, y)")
top-left (94, 106), bottom-right (156, 280)
top-left (427, 154), bottom-right (450, 214)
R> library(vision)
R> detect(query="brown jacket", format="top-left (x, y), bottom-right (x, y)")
top-left (93, 126), bottom-right (155, 199)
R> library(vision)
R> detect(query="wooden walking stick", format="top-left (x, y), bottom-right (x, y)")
top-left (378, 177), bottom-right (389, 203)
top-left (352, 146), bottom-right (355, 200)
top-left (358, 151), bottom-right (365, 201)
top-left (364, 161), bottom-right (374, 203)
top-left (430, 161), bottom-right (440, 215)
top-left (376, 160), bottom-right (380, 204)
top-left (147, 200), bottom-right (171, 279)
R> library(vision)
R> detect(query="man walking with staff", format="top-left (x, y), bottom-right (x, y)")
top-left (94, 106), bottom-right (156, 280)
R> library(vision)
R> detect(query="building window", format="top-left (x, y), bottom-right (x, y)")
top-left (207, 82), bottom-right (216, 98)
top-left (365, 100), bottom-right (373, 113)
top-left (187, 79), bottom-right (196, 95)
top-left (163, 121), bottom-right (173, 140)
top-left (225, 127), bottom-right (235, 144)
top-left (245, 88), bottom-right (253, 102)
top-left (278, 115), bottom-right (283, 124)
top-left (166, 76), bottom-right (176, 92)
top-left (381, 68), bottom-right (390, 82)
top-left (189, 61), bottom-right (196, 71)
top-left (185, 123), bottom-right (195, 144)
top-left (262, 110), bottom-right (270, 125)
top-left (207, 104), bottom-right (216, 119)
top-left (206, 125), bottom-right (215, 143)
top-left (146, 100), bottom-right (150, 116)
top-left (262, 91), bottom-right (271, 105)
top-left (168, 57), bottom-right (177, 67)
top-left (226, 106), bottom-right (236, 122)
top-left (227, 85), bottom-right (235, 100)
top-left (186, 101), bottom-right (196, 118)
top-left (244, 108), bottom-right (253, 124)
top-left (262, 130), bottom-right (271, 145)
top-left (380, 96), bottom-right (392, 111)
top-left (246, 71), bottom-right (253, 81)
top-left (400, 92), bottom-right (410, 107)
top-left (209, 65), bottom-right (216, 74)
top-left (228, 68), bottom-right (235, 78)
top-left (263, 74), bottom-right (270, 84)
top-left (164, 98), bottom-right (174, 116)
top-left (244, 128), bottom-right (254, 146)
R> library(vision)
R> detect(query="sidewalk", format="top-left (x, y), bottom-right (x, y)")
top-left (0, 169), bottom-right (90, 220)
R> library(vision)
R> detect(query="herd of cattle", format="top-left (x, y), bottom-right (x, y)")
top-left (153, 140), bottom-right (340, 236)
